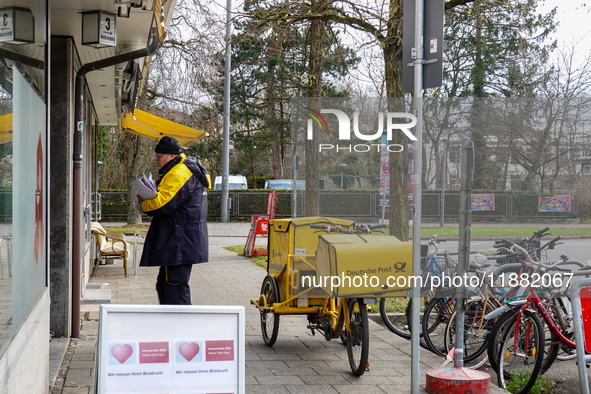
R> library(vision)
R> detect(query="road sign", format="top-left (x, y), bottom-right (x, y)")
top-left (402, 0), bottom-right (444, 91)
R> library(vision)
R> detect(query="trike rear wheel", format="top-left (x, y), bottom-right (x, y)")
top-left (260, 275), bottom-right (280, 347)
top-left (347, 298), bottom-right (369, 376)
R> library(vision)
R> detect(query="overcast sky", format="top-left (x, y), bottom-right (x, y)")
top-left (539, 0), bottom-right (591, 62)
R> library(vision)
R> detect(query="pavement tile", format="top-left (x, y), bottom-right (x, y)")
top-left (66, 360), bottom-right (95, 369)
top-left (72, 345), bottom-right (96, 354)
top-left (245, 375), bottom-right (258, 385)
top-left (294, 349), bottom-right (342, 361)
top-left (255, 375), bottom-right (306, 385)
top-left (61, 388), bottom-right (90, 394)
top-left (258, 352), bottom-right (304, 361)
top-left (71, 353), bottom-right (94, 361)
top-left (332, 384), bottom-right (391, 394)
top-left (298, 375), bottom-right (350, 385)
top-left (245, 360), bottom-right (287, 370)
top-left (364, 367), bottom-right (404, 377)
top-left (324, 360), bottom-right (356, 370)
top-left (246, 384), bottom-right (290, 393)
top-left (64, 368), bottom-right (94, 387)
top-left (285, 385), bottom-right (339, 393)
top-left (245, 352), bottom-right (262, 361)
top-left (343, 375), bottom-right (397, 385)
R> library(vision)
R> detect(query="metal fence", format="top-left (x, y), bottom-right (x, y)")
top-left (0, 192), bottom-right (11, 223)
top-left (93, 191), bottom-right (579, 222)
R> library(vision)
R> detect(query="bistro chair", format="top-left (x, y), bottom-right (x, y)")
top-left (91, 222), bottom-right (129, 278)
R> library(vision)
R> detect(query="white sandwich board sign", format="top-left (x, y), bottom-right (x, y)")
top-left (96, 304), bottom-right (245, 394)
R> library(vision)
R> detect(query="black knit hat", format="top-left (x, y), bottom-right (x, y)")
top-left (155, 136), bottom-right (182, 154)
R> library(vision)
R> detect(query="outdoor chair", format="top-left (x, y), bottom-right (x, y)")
top-left (91, 222), bottom-right (130, 278)
top-left (0, 235), bottom-right (11, 280)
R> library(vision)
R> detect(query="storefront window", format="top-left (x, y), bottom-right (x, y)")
top-left (0, 0), bottom-right (47, 348)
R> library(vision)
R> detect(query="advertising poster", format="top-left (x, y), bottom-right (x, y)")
top-left (539, 195), bottom-right (571, 212)
top-left (471, 194), bottom-right (495, 211)
top-left (97, 305), bottom-right (245, 394)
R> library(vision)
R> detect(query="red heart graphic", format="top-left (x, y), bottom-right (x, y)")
top-left (179, 342), bottom-right (200, 361)
top-left (111, 344), bottom-right (133, 364)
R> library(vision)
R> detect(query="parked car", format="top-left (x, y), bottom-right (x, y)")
top-left (213, 175), bottom-right (248, 190)
top-left (264, 179), bottom-right (306, 190)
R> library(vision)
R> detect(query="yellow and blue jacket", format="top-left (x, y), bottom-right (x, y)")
top-left (140, 154), bottom-right (209, 267)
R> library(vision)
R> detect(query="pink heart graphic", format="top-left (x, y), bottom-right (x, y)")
top-left (111, 344), bottom-right (133, 364)
top-left (179, 342), bottom-right (200, 361)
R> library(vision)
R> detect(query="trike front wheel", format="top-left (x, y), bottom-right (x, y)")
top-left (347, 298), bottom-right (369, 376)
top-left (260, 275), bottom-right (280, 347)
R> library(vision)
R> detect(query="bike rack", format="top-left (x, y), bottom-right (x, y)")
top-left (568, 278), bottom-right (591, 394)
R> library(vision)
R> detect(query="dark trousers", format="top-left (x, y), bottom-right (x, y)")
top-left (156, 264), bottom-right (193, 305)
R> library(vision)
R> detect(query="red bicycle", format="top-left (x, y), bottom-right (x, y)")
top-left (489, 239), bottom-right (590, 394)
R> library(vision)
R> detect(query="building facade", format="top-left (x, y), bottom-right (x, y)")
top-left (0, 0), bottom-right (177, 391)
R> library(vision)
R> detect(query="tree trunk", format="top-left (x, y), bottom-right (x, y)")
top-left (304, 1), bottom-right (326, 217)
top-left (126, 56), bottom-right (152, 224)
top-left (267, 69), bottom-right (283, 179)
top-left (124, 133), bottom-right (144, 224)
top-left (384, 0), bottom-right (409, 241)
top-left (471, 0), bottom-right (488, 190)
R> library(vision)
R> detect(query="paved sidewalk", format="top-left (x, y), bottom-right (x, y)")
top-left (55, 223), bottom-right (510, 394)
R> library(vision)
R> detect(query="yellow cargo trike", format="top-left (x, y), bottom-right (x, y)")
top-left (250, 217), bottom-right (413, 376)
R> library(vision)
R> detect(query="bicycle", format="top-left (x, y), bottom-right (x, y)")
top-left (379, 235), bottom-right (455, 339)
top-left (485, 237), bottom-right (582, 373)
top-left (439, 260), bottom-right (539, 369)
top-left (486, 239), bottom-right (591, 393)
top-left (424, 230), bottom-right (567, 369)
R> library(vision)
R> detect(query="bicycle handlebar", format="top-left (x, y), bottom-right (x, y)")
top-left (539, 235), bottom-right (562, 251)
top-left (499, 239), bottom-right (591, 273)
top-left (366, 223), bottom-right (386, 230)
top-left (531, 226), bottom-right (551, 240)
top-left (309, 223), bottom-right (386, 234)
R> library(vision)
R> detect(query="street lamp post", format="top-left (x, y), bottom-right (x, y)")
top-left (337, 163), bottom-right (347, 189)
top-left (440, 132), bottom-right (448, 227)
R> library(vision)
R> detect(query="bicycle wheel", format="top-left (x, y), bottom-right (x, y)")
top-left (548, 296), bottom-right (576, 361)
top-left (487, 307), bottom-right (520, 374)
top-left (379, 297), bottom-right (411, 338)
top-left (422, 289), bottom-right (460, 357)
top-left (487, 307), bottom-right (557, 375)
top-left (347, 298), bottom-right (369, 377)
top-left (444, 298), bottom-right (496, 368)
top-left (260, 275), bottom-right (280, 347)
top-left (340, 331), bottom-right (347, 345)
top-left (555, 336), bottom-right (576, 361)
top-left (487, 307), bottom-right (556, 375)
top-left (497, 309), bottom-right (545, 394)
top-left (405, 288), bottom-right (438, 336)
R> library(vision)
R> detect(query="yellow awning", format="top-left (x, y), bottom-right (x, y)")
top-left (0, 113), bottom-right (12, 144)
top-left (121, 109), bottom-right (206, 147)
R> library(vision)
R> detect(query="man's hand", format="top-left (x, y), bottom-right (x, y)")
top-left (136, 194), bottom-right (143, 204)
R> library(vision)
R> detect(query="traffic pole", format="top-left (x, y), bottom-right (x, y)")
top-left (424, 138), bottom-right (490, 394)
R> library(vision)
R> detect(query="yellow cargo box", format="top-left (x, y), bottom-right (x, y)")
top-left (268, 217), bottom-right (355, 303)
top-left (314, 234), bottom-right (413, 298)
top-left (267, 217), bottom-right (355, 275)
